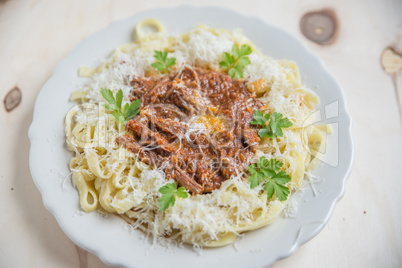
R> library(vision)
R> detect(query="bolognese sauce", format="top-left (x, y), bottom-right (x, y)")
top-left (117, 66), bottom-right (262, 194)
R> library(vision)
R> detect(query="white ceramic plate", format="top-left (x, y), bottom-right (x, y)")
top-left (29, 6), bottom-right (353, 268)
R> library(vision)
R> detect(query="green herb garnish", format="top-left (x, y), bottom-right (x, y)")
top-left (159, 183), bottom-right (189, 211)
top-left (251, 111), bottom-right (293, 139)
top-left (219, 44), bottom-right (252, 79)
top-left (100, 88), bottom-right (141, 124)
top-left (248, 156), bottom-right (291, 201)
top-left (151, 50), bottom-right (176, 73)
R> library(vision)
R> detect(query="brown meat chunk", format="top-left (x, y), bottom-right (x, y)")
top-left (117, 66), bottom-right (263, 194)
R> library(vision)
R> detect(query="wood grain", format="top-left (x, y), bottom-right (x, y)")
top-left (0, 0), bottom-right (401, 267)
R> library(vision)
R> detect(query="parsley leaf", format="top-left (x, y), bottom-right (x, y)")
top-left (251, 110), bottom-right (293, 139)
top-left (248, 156), bottom-right (291, 201)
top-left (100, 88), bottom-right (141, 125)
top-left (269, 112), bottom-right (293, 138)
top-left (219, 44), bottom-right (252, 79)
top-left (251, 110), bottom-right (269, 126)
top-left (115, 90), bottom-right (123, 111)
top-left (239, 44), bottom-right (252, 56)
top-left (248, 164), bottom-right (264, 188)
top-left (101, 89), bottom-right (116, 106)
top-left (159, 183), bottom-right (189, 211)
top-left (124, 99), bottom-right (141, 121)
top-left (176, 187), bottom-right (189, 198)
top-left (151, 50), bottom-right (176, 73)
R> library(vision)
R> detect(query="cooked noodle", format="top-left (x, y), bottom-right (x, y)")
top-left (65, 20), bottom-right (328, 247)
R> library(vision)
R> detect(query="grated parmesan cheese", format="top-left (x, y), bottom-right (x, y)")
top-left (66, 25), bottom-right (324, 247)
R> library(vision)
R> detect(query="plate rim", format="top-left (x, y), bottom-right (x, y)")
top-left (28, 5), bottom-right (354, 267)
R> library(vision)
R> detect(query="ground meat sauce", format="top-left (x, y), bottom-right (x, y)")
top-left (117, 66), bottom-right (263, 194)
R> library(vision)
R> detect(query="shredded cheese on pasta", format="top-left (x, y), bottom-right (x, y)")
top-left (66, 20), bottom-right (327, 247)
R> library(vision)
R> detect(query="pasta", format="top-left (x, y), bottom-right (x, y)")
top-left (65, 19), bottom-right (327, 247)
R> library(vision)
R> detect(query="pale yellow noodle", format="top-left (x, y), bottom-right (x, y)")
top-left (65, 19), bottom-right (329, 247)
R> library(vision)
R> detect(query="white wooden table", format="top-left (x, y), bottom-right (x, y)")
top-left (1, 0), bottom-right (401, 267)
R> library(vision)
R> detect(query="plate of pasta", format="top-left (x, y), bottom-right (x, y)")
top-left (29, 6), bottom-right (353, 268)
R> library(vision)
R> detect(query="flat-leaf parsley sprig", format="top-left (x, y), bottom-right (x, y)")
top-left (219, 44), bottom-right (252, 79)
top-left (151, 50), bottom-right (176, 73)
top-left (159, 183), bottom-right (189, 211)
top-left (251, 110), bottom-right (293, 139)
top-left (248, 156), bottom-right (291, 201)
top-left (100, 88), bottom-right (141, 125)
